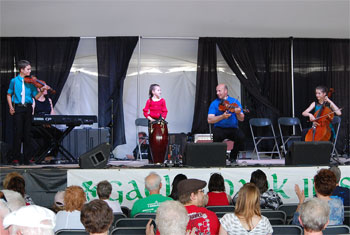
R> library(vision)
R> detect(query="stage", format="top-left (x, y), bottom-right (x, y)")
top-left (1, 158), bottom-right (349, 209)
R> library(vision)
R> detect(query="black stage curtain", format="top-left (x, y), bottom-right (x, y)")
top-left (294, 38), bottom-right (350, 153)
top-left (13, 37), bottom-right (80, 105)
top-left (216, 38), bottom-right (292, 120)
top-left (191, 38), bottom-right (218, 134)
top-left (96, 37), bottom-right (138, 148)
top-left (0, 38), bottom-right (16, 144)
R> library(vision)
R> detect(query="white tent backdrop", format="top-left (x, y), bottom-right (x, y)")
top-left (55, 38), bottom-right (240, 159)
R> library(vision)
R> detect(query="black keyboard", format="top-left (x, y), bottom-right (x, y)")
top-left (33, 115), bottom-right (97, 125)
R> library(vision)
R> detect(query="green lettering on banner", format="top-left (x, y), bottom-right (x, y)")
top-left (340, 177), bottom-right (350, 189)
top-left (126, 180), bottom-right (143, 201)
top-left (272, 174), bottom-right (289, 199)
top-left (239, 179), bottom-right (247, 185)
top-left (311, 179), bottom-right (315, 197)
top-left (303, 178), bottom-right (309, 198)
top-left (82, 181), bottom-right (97, 201)
top-left (224, 179), bottom-right (234, 196)
top-left (164, 175), bottom-right (171, 196)
top-left (110, 181), bottom-right (123, 204)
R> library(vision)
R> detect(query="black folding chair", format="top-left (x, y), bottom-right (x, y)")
top-left (323, 225), bottom-right (350, 234)
top-left (278, 117), bottom-right (302, 155)
top-left (206, 205), bottom-right (235, 213)
top-left (110, 227), bottom-right (147, 235)
top-left (55, 229), bottom-right (88, 235)
top-left (272, 225), bottom-right (302, 235)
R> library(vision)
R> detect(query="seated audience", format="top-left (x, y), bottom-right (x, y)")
top-left (299, 198), bottom-right (330, 235)
top-left (3, 205), bottom-right (56, 235)
top-left (146, 200), bottom-right (192, 235)
top-left (169, 174), bottom-right (187, 200)
top-left (329, 165), bottom-right (349, 206)
top-left (0, 190), bottom-right (26, 235)
top-left (81, 199), bottom-right (114, 235)
top-left (233, 169), bottom-right (282, 210)
top-left (54, 185), bottom-right (86, 232)
top-left (178, 178), bottom-right (220, 234)
top-left (3, 172), bottom-right (34, 205)
top-left (52, 191), bottom-right (65, 213)
top-left (97, 180), bottom-right (122, 213)
top-left (293, 169), bottom-right (344, 226)
top-left (220, 183), bottom-right (273, 235)
top-left (207, 173), bottom-right (231, 206)
top-left (131, 172), bottom-right (173, 217)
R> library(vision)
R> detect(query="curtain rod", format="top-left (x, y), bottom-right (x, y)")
top-left (80, 36), bottom-right (199, 40)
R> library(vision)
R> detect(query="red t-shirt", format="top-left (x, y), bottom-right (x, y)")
top-left (143, 98), bottom-right (168, 119)
top-left (206, 192), bottom-right (230, 206)
top-left (185, 205), bottom-right (220, 235)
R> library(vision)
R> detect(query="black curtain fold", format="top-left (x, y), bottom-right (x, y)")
top-left (293, 38), bottom-right (350, 153)
top-left (96, 37), bottom-right (138, 148)
top-left (216, 38), bottom-right (292, 120)
top-left (191, 38), bottom-right (219, 134)
top-left (13, 37), bottom-right (80, 105)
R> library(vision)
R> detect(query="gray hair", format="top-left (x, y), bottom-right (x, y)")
top-left (329, 166), bottom-right (341, 183)
top-left (145, 172), bottom-right (162, 191)
top-left (300, 198), bottom-right (330, 232)
top-left (156, 200), bottom-right (189, 235)
top-left (1, 190), bottom-right (26, 212)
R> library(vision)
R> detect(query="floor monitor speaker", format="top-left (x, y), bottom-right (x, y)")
top-left (79, 142), bottom-right (110, 169)
top-left (285, 141), bottom-right (332, 165)
top-left (184, 142), bottom-right (226, 167)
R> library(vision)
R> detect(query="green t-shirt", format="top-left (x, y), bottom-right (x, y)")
top-left (130, 194), bottom-right (173, 217)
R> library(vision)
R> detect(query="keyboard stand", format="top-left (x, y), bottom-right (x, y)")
top-left (34, 124), bottom-right (80, 164)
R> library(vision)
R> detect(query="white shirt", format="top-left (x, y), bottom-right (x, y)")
top-left (104, 199), bottom-right (122, 213)
top-left (54, 210), bottom-right (85, 232)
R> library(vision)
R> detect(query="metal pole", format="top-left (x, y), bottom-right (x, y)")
top-left (291, 37), bottom-right (295, 134)
top-left (137, 36), bottom-right (141, 117)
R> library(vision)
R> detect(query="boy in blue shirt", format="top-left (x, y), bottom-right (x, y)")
top-left (208, 84), bottom-right (245, 164)
top-left (7, 60), bottom-right (48, 165)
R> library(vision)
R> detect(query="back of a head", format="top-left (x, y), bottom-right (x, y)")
top-left (208, 173), bottom-right (225, 192)
top-left (64, 186), bottom-right (86, 212)
top-left (300, 198), bottom-right (330, 232)
top-left (250, 169), bottom-right (268, 194)
top-left (156, 200), bottom-right (189, 235)
top-left (145, 172), bottom-right (161, 192)
top-left (97, 180), bottom-right (112, 200)
top-left (81, 199), bottom-right (113, 234)
top-left (235, 183), bottom-right (261, 230)
top-left (329, 166), bottom-right (341, 184)
top-left (169, 174), bottom-right (187, 200)
top-left (314, 169), bottom-right (337, 196)
top-left (6, 177), bottom-right (25, 197)
top-left (3, 172), bottom-right (24, 189)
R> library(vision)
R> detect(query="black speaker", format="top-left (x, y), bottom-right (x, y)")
top-left (184, 142), bottom-right (226, 167)
top-left (79, 142), bottom-right (110, 169)
top-left (285, 141), bottom-right (333, 165)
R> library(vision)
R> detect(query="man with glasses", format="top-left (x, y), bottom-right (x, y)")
top-left (177, 179), bottom-right (220, 234)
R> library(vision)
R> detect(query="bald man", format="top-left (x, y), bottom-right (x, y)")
top-left (208, 84), bottom-right (245, 164)
top-left (130, 172), bottom-right (173, 217)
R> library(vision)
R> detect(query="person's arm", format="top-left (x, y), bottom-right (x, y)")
top-left (324, 96), bottom-right (342, 116)
top-left (208, 113), bottom-right (231, 124)
top-left (145, 219), bottom-right (155, 235)
top-left (302, 102), bottom-right (316, 121)
top-left (218, 226), bottom-right (228, 235)
top-left (161, 99), bottom-right (168, 119)
top-left (143, 99), bottom-right (155, 122)
top-left (7, 94), bottom-right (15, 115)
top-left (34, 85), bottom-right (49, 100)
top-left (32, 99), bottom-right (35, 115)
top-left (49, 98), bottom-right (55, 115)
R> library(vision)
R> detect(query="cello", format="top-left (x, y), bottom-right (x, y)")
top-left (305, 88), bottom-right (334, 142)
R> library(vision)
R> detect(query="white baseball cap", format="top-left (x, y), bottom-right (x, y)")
top-left (3, 205), bottom-right (56, 229)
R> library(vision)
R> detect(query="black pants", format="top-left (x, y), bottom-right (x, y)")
top-left (212, 126), bottom-right (245, 160)
top-left (13, 105), bottom-right (33, 163)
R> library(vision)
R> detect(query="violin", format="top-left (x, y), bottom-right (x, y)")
top-left (24, 76), bottom-right (56, 94)
top-left (218, 100), bottom-right (250, 113)
top-left (305, 88), bottom-right (334, 142)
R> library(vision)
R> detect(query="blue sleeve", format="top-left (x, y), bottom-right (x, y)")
top-left (292, 211), bottom-right (301, 226)
top-left (208, 101), bottom-right (217, 115)
top-left (30, 84), bottom-right (38, 97)
top-left (7, 79), bottom-right (14, 95)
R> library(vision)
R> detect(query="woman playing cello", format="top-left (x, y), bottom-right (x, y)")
top-left (302, 85), bottom-right (341, 141)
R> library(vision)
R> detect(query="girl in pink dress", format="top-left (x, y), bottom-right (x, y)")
top-left (143, 84), bottom-right (168, 121)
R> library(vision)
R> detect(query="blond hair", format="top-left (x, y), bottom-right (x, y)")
top-left (234, 183), bottom-right (261, 230)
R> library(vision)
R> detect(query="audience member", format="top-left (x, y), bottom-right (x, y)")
top-left (169, 174), bottom-right (187, 200)
top-left (52, 191), bottom-right (65, 213)
top-left (97, 180), bottom-right (122, 213)
top-left (54, 185), bottom-right (86, 232)
top-left (207, 173), bottom-right (231, 206)
top-left (3, 172), bottom-right (34, 205)
top-left (299, 198), bottom-right (330, 235)
top-left (3, 205), bottom-right (56, 235)
top-left (81, 199), bottom-right (114, 235)
top-left (0, 198), bottom-right (10, 235)
top-left (293, 169), bottom-right (344, 226)
top-left (329, 165), bottom-right (350, 206)
top-left (131, 172), bottom-right (173, 217)
top-left (233, 169), bottom-right (282, 210)
top-left (220, 183), bottom-right (273, 235)
top-left (178, 178), bottom-right (220, 234)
